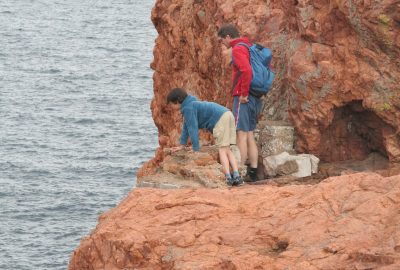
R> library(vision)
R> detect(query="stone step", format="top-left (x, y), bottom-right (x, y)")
top-left (257, 121), bottom-right (295, 158)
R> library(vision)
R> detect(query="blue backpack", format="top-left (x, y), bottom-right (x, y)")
top-left (232, 43), bottom-right (275, 97)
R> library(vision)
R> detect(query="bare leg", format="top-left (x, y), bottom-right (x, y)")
top-left (218, 147), bottom-right (230, 174)
top-left (226, 148), bottom-right (239, 172)
top-left (237, 131), bottom-right (248, 166)
top-left (247, 131), bottom-right (258, 168)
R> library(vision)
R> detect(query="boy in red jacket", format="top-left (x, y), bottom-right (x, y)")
top-left (217, 24), bottom-right (262, 182)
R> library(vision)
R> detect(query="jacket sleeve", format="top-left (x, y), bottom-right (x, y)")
top-left (180, 122), bottom-right (189, 146)
top-left (232, 46), bottom-right (252, 96)
top-left (180, 108), bottom-right (200, 151)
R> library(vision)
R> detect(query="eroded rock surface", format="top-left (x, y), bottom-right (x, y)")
top-left (139, 0), bottom-right (400, 178)
top-left (69, 173), bottom-right (400, 269)
top-left (137, 146), bottom-right (226, 189)
top-left (68, 1), bottom-right (400, 268)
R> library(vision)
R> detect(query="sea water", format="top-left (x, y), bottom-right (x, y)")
top-left (0, 0), bottom-right (157, 269)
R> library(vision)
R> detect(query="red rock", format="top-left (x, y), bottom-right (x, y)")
top-left (69, 173), bottom-right (400, 269)
top-left (137, 147), bottom-right (225, 189)
top-left (140, 0), bottom-right (400, 177)
top-left (69, 1), bottom-right (400, 268)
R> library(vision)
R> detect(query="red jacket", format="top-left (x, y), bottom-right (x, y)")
top-left (230, 38), bottom-right (252, 97)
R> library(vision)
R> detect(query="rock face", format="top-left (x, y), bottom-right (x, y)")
top-left (69, 173), bottom-right (400, 269)
top-left (68, 1), bottom-right (400, 268)
top-left (137, 146), bottom-right (226, 189)
top-left (138, 0), bottom-right (400, 178)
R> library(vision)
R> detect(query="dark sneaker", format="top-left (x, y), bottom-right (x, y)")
top-left (226, 177), bottom-right (235, 186)
top-left (244, 168), bottom-right (258, 182)
top-left (232, 175), bottom-right (244, 186)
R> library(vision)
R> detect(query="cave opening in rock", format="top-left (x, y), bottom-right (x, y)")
top-left (319, 100), bottom-right (391, 163)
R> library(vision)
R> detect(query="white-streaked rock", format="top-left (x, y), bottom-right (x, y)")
top-left (299, 154), bottom-right (320, 174)
top-left (259, 124), bottom-right (295, 157)
top-left (263, 152), bottom-right (320, 178)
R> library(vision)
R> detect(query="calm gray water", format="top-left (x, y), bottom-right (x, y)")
top-left (0, 1), bottom-right (158, 269)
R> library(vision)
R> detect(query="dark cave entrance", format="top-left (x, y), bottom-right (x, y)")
top-left (319, 100), bottom-right (391, 163)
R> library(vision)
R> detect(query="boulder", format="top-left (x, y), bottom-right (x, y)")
top-left (263, 151), bottom-right (320, 178)
top-left (259, 122), bottom-right (295, 157)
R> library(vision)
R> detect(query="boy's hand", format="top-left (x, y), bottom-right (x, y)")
top-left (170, 146), bottom-right (184, 152)
top-left (239, 95), bottom-right (249, 103)
top-left (170, 145), bottom-right (192, 153)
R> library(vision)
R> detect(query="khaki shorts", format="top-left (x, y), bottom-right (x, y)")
top-left (213, 111), bottom-right (236, 148)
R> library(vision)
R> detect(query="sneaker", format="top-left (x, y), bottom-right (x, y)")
top-left (226, 177), bottom-right (235, 186)
top-left (232, 175), bottom-right (244, 186)
top-left (244, 167), bottom-right (258, 182)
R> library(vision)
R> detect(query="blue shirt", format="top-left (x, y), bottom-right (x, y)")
top-left (180, 95), bottom-right (228, 151)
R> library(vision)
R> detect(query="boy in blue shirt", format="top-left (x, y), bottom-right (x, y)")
top-left (167, 88), bottom-right (243, 186)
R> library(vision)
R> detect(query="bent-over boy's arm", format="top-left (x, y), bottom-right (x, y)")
top-left (181, 108), bottom-right (200, 151)
top-left (180, 122), bottom-right (189, 146)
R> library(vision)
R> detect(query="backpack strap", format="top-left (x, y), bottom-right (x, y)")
top-left (235, 42), bottom-right (250, 50)
top-left (230, 42), bottom-right (251, 94)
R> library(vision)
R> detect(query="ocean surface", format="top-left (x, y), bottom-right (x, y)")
top-left (0, 0), bottom-right (158, 269)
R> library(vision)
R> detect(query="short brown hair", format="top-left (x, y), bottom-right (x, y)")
top-left (166, 88), bottom-right (188, 104)
top-left (217, 24), bottom-right (240, 39)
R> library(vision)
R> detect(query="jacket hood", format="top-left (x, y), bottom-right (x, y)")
top-left (180, 95), bottom-right (198, 112)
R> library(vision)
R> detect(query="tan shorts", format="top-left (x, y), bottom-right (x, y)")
top-left (213, 111), bottom-right (236, 148)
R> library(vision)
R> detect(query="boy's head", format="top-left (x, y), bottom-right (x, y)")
top-left (217, 24), bottom-right (240, 39)
top-left (167, 88), bottom-right (188, 104)
top-left (217, 24), bottom-right (240, 48)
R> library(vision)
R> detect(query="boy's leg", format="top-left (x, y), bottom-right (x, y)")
top-left (237, 130), bottom-right (248, 166)
top-left (244, 95), bottom-right (261, 182)
top-left (246, 131), bottom-right (258, 182)
top-left (220, 145), bottom-right (243, 186)
top-left (226, 147), bottom-right (243, 185)
top-left (214, 111), bottom-right (242, 186)
top-left (219, 147), bottom-right (237, 186)
top-left (233, 97), bottom-right (250, 166)
top-left (214, 112), bottom-right (232, 175)
top-left (219, 146), bottom-right (240, 173)
top-left (226, 147), bottom-right (239, 172)
top-left (218, 147), bottom-right (230, 175)
top-left (247, 131), bottom-right (258, 168)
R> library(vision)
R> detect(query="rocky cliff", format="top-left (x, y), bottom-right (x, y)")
top-left (69, 173), bottom-right (400, 269)
top-left (69, 0), bottom-right (400, 269)
top-left (138, 0), bottom-right (400, 178)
